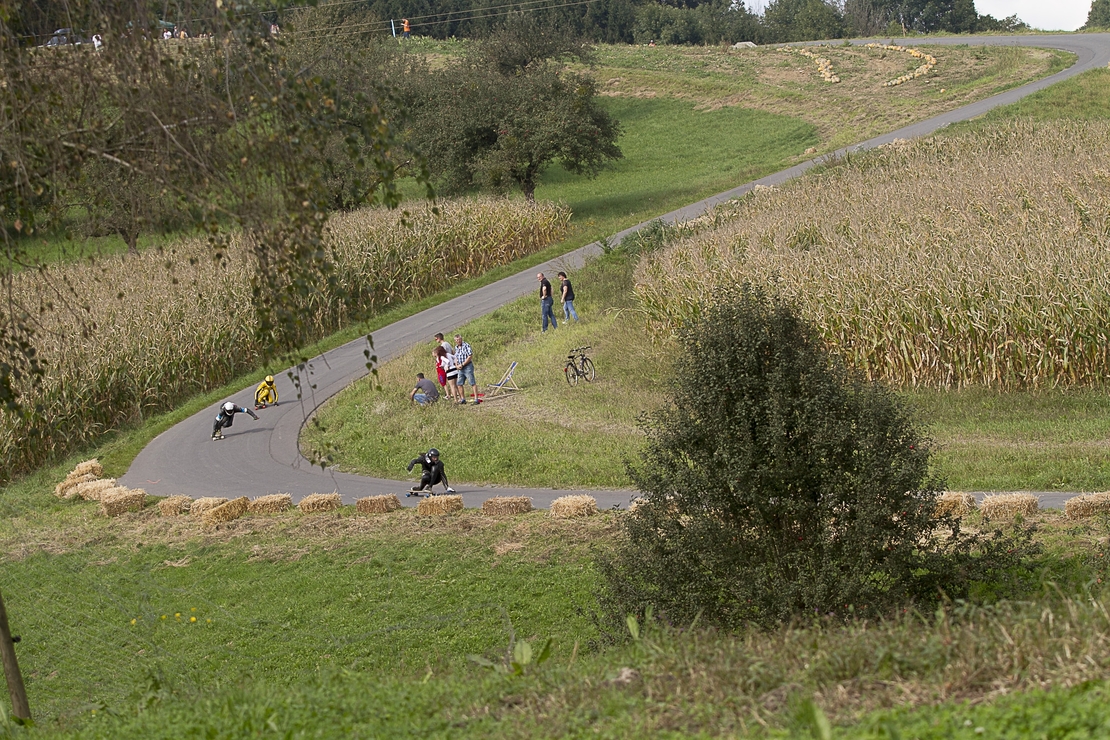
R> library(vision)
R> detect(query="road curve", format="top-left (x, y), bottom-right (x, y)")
top-left (120, 34), bottom-right (1110, 510)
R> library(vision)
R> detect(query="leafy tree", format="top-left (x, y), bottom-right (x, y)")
top-left (1086, 0), bottom-right (1110, 29)
top-left (406, 17), bottom-right (621, 201)
top-left (763, 0), bottom-right (844, 41)
top-left (0, 1), bottom-right (423, 417)
top-left (598, 286), bottom-right (1035, 629)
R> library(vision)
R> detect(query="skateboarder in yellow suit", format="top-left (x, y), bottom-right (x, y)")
top-left (255, 375), bottom-right (279, 409)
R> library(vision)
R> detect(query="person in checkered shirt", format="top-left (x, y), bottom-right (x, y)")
top-left (453, 334), bottom-right (479, 404)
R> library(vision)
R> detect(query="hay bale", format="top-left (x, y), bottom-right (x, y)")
top-left (935, 492), bottom-right (977, 519)
top-left (70, 459), bottom-right (103, 479)
top-left (356, 494), bottom-right (401, 515)
top-left (248, 493), bottom-right (293, 515)
top-left (417, 495), bottom-right (463, 516)
top-left (1064, 492), bottom-right (1110, 520)
top-left (158, 495), bottom-right (192, 516)
top-left (190, 497), bottom-right (229, 517)
top-left (980, 493), bottom-right (1039, 520)
top-left (481, 496), bottom-right (533, 516)
top-left (100, 488), bottom-right (145, 517)
top-left (203, 496), bottom-right (250, 526)
top-left (550, 495), bottom-right (598, 519)
top-left (298, 492), bottom-right (342, 513)
top-left (73, 478), bottom-right (119, 501)
top-left (55, 472), bottom-right (97, 499)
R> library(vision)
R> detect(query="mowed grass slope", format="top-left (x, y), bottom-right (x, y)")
top-left (3, 42), bottom-right (1106, 739)
top-left (311, 69), bottom-right (1110, 493)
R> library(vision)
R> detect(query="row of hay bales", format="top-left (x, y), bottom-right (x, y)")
top-left (937, 491), bottom-right (1110, 521)
top-left (56, 462), bottom-right (602, 524)
top-left (54, 459), bottom-right (147, 517)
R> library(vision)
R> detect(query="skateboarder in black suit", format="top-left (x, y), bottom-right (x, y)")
top-left (406, 448), bottom-right (455, 495)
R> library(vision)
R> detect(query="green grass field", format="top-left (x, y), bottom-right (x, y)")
top-left (5, 44), bottom-right (1110, 740)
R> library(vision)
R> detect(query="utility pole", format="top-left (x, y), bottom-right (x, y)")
top-left (0, 588), bottom-right (30, 723)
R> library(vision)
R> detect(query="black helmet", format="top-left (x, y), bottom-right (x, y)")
top-left (427, 448), bottom-right (440, 458)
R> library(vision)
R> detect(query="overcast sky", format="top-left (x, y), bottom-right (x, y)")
top-left (744, 2), bottom-right (1092, 32)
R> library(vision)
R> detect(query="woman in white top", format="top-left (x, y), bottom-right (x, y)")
top-left (434, 345), bottom-right (459, 402)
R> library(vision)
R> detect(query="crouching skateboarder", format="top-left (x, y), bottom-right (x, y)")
top-left (255, 375), bottom-right (279, 409)
top-left (406, 448), bottom-right (455, 496)
top-left (211, 401), bottom-right (259, 440)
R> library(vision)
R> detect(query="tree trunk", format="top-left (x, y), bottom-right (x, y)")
top-left (0, 588), bottom-right (30, 723)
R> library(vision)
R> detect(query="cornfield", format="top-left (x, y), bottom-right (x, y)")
top-left (0, 197), bottom-right (568, 481)
top-left (636, 120), bottom-right (1110, 389)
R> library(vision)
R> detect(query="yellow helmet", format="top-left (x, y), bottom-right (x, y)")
top-left (265, 375), bottom-right (274, 384)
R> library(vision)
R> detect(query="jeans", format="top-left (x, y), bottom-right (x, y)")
top-left (563, 299), bottom-right (578, 321)
top-left (541, 298), bottom-right (558, 331)
top-left (414, 393), bottom-right (435, 406)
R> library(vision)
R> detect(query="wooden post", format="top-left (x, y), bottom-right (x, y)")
top-left (0, 588), bottom-right (30, 722)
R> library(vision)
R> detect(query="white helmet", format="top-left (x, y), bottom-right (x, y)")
top-left (222, 401), bottom-right (236, 413)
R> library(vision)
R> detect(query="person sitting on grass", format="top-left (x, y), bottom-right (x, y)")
top-left (410, 372), bottom-right (440, 406)
top-left (254, 375), bottom-right (278, 409)
top-left (406, 448), bottom-right (455, 494)
top-left (211, 401), bottom-right (259, 440)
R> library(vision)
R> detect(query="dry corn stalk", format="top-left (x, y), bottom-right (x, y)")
top-left (935, 492), bottom-right (977, 519)
top-left (203, 497), bottom-right (250, 526)
top-left (551, 495), bottom-right (598, 519)
top-left (417, 495), bottom-right (463, 516)
top-left (1064, 492), bottom-right (1110, 520)
top-left (73, 478), bottom-right (118, 501)
top-left (248, 493), bottom-right (292, 514)
top-left (356, 494), bottom-right (401, 515)
top-left (100, 488), bottom-right (146, 517)
top-left (190, 497), bottom-right (229, 517)
top-left (980, 493), bottom-right (1039, 520)
top-left (481, 496), bottom-right (533, 516)
top-left (298, 492), bottom-right (342, 513)
top-left (0, 197), bottom-right (569, 484)
top-left (158, 495), bottom-right (192, 516)
top-left (636, 120), bottom-right (1110, 390)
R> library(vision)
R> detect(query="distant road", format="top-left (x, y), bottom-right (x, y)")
top-left (121, 34), bottom-right (1110, 510)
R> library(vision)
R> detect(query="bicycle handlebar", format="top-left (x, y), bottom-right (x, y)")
top-left (568, 346), bottom-right (591, 353)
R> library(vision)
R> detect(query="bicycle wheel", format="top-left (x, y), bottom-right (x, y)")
top-left (564, 363), bottom-right (578, 386)
top-left (580, 357), bottom-right (596, 382)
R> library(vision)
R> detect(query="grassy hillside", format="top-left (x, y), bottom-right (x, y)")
top-left (3, 44), bottom-right (1107, 740)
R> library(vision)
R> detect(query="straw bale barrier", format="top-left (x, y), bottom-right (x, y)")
top-left (73, 478), bottom-right (118, 501)
top-left (203, 497), bottom-right (250, 527)
top-left (55, 472), bottom-right (97, 499)
top-left (356, 494), bottom-right (401, 515)
top-left (158, 495), bottom-right (193, 516)
top-left (551, 495), bottom-right (598, 519)
top-left (248, 493), bottom-right (293, 515)
top-left (1064, 492), bottom-right (1110, 520)
top-left (70, 459), bottom-right (104, 479)
top-left (482, 496), bottom-right (534, 516)
top-left (417, 495), bottom-right (464, 516)
top-left (935, 492), bottom-right (977, 519)
top-left (190, 497), bottom-right (229, 517)
top-left (298, 493), bottom-right (342, 513)
top-left (980, 493), bottom-right (1039, 520)
top-left (100, 488), bottom-right (146, 517)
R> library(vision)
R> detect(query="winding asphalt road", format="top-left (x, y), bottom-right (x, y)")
top-left (120, 33), bottom-right (1110, 510)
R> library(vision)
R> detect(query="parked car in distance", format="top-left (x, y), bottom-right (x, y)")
top-left (42, 28), bottom-right (87, 46)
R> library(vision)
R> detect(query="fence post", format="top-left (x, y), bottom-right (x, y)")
top-left (0, 588), bottom-right (31, 722)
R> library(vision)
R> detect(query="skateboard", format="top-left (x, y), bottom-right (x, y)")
top-left (406, 488), bottom-right (429, 498)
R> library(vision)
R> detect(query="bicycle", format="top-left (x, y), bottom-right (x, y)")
top-left (564, 346), bottom-right (596, 386)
